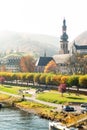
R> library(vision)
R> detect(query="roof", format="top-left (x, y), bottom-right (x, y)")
top-left (74, 44), bottom-right (87, 50)
top-left (53, 54), bottom-right (73, 64)
top-left (36, 56), bottom-right (53, 66)
top-left (3, 52), bottom-right (24, 59)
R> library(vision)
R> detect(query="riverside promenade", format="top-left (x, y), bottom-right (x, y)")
top-left (0, 90), bottom-right (81, 113)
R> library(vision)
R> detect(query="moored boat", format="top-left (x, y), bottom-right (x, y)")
top-left (49, 121), bottom-right (78, 130)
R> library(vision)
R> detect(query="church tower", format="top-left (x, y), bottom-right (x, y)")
top-left (59, 19), bottom-right (69, 54)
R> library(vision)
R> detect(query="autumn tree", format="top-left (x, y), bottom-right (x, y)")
top-left (44, 60), bottom-right (57, 73)
top-left (20, 55), bottom-right (35, 72)
top-left (1, 65), bottom-right (6, 72)
top-left (60, 75), bottom-right (69, 84)
top-left (58, 83), bottom-right (66, 96)
top-left (52, 75), bottom-right (62, 85)
top-left (0, 76), bottom-right (5, 85)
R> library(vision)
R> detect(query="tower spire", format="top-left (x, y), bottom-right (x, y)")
top-left (44, 50), bottom-right (46, 57)
top-left (61, 18), bottom-right (68, 41)
top-left (62, 18), bottom-right (67, 33)
top-left (59, 18), bottom-right (69, 54)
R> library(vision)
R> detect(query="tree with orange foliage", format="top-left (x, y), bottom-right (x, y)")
top-left (61, 75), bottom-right (69, 84)
top-left (20, 55), bottom-right (35, 72)
top-left (1, 65), bottom-right (6, 72)
top-left (44, 60), bottom-right (57, 73)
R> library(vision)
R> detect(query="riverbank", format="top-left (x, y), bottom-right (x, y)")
top-left (15, 101), bottom-right (87, 128)
top-left (0, 93), bottom-right (87, 129)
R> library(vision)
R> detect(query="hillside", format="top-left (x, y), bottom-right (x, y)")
top-left (0, 31), bottom-right (58, 57)
top-left (0, 30), bottom-right (87, 58)
top-left (73, 31), bottom-right (87, 45)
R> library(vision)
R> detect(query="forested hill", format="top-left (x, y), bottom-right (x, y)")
top-left (0, 31), bottom-right (58, 57)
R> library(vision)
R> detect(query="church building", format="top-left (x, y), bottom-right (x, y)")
top-left (35, 18), bottom-right (87, 74)
top-left (71, 41), bottom-right (87, 54)
top-left (53, 19), bottom-right (75, 74)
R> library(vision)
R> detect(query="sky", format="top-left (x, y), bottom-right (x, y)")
top-left (0, 0), bottom-right (87, 42)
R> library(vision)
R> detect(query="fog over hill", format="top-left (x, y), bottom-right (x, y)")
top-left (72, 31), bottom-right (87, 45)
top-left (0, 31), bottom-right (87, 58)
top-left (0, 31), bottom-right (58, 57)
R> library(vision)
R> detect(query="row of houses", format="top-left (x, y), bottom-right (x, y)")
top-left (0, 52), bottom-right (24, 72)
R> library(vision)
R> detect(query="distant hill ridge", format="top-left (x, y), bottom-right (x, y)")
top-left (0, 31), bottom-right (87, 58)
top-left (72, 31), bottom-right (87, 45)
top-left (0, 31), bottom-right (58, 57)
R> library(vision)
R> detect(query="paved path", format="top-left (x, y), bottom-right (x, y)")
top-left (0, 90), bottom-right (61, 109)
top-left (0, 90), bottom-right (81, 113)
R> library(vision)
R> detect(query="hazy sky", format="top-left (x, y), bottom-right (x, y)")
top-left (0, 0), bottom-right (87, 41)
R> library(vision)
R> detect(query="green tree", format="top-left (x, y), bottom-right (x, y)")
top-left (46, 74), bottom-right (53, 85)
top-left (67, 75), bottom-right (79, 94)
top-left (79, 75), bottom-right (87, 88)
top-left (26, 73), bottom-right (34, 85)
top-left (39, 74), bottom-right (47, 85)
top-left (34, 73), bottom-right (41, 86)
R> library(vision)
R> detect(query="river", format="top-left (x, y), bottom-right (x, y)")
top-left (0, 108), bottom-right (49, 130)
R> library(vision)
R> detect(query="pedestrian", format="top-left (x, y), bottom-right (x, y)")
top-left (22, 94), bottom-right (25, 101)
top-left (62, 105), bottom-right (64, 110)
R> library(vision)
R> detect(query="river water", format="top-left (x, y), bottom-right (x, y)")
top-left (0, 108), bottom-right (49, 130)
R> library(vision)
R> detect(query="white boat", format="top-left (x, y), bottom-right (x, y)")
top-left (49, 121), bottom-right (78, 130)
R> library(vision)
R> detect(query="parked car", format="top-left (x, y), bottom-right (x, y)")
top-left (81, 107), bottom-right (87, 113)
top-left (63, 105), bottom-right (74, 112)
top-left (80, 103), bottom-right (87, 113)
top-left (80, 103), bottom-right (87, 108)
